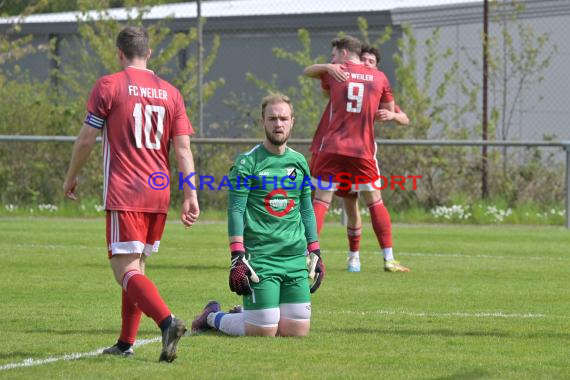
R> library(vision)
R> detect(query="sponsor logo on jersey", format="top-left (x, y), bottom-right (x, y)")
top-left (264, 189), bottom-right (295, 217)
top-left (287, 168), bottom-right (297, 180)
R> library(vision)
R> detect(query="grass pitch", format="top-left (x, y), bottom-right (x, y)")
top-left (1, 218), bottom-right (569, 379)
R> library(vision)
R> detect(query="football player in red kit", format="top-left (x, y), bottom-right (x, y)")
top-left (63, 26), bottom-right (199, 362)
top-left (304, 37), bottom-right (409, 273)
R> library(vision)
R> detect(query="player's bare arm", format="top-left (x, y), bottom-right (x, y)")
top-left (63, 124), bottom-right (100, 200)
top-left (174, 134), bottom-right (200, 227)
top-left (303, 63), bottom-right (329, 78)
top-left (303, 63), bottom-right (347, 83)
top-left (395, 111), bottom-right (410, 125)
top-left (376, 109), bottom-right (410, 126)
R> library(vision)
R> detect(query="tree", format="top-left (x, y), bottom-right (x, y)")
top-left (244, 29), bottom-right (328, 138)
top-left (0, 0), bottom-right (189, 16)
top-left (0, 1), bottom-right (48, 85)
top-left (458, 1), bottom-right (558, 203)
top-left (488, 1), bottom-right (557, 176)
top-left (358, 19), bottom-right (477, 207)
top-left (51, 0), bottom-right (224, 127)
top-left (243, 20), bottom-right (472, 207)
top-left (0, 0), bottom-right (225, 206)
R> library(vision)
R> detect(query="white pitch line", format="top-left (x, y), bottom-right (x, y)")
top-left (329, 309), bottom-right (570, 319)
top-left (319, 250), bottom-right (570, 262)
top-left (397, 252), bottom-right (570, 262)
top-left (0, 337), bottom-right (160, 372)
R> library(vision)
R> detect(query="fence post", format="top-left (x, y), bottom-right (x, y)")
top-left (563, 141), bottom-right (570, 229)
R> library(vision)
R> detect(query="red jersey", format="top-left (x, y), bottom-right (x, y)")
top-left (313, 62), bottom-right (393, 159)
top-left (85, 66), bottom-right (193, 213)
top-left (309, 103), bottom-right (403, 155)
top-left (309, 101), bottom-right (331, 154)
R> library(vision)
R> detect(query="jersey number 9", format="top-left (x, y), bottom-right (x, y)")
top-left (346, 82), bottom-right (364, 113)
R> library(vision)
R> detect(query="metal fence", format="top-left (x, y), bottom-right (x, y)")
top-left (2, 0), bottom-right (569, 140)
top-left (192, 0), bottom-right (570, 142)
top-left (1, 1), bottom-right (570, 226)
top-left (1, 135), bottom-right (568, 228)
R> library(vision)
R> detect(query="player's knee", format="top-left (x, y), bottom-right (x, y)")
top-left (278, 304), bottom-right (311, 337)
top-left (112, 271), bottom-right (123, 286)
top-left (244, 309), bottom-right (279, 336)
top-left (278, 319), bottom-right (310, 337)
top-left (362, 189), bottom-right (382, 204)
top-left (314, 189), bottom-right (334, 203)
top-left (110, 254), bottom-right (142, 286)
top-left (345, 207), bottom-right (359, 222)
top-left (244, 324), bottom-right (278, 337)
top-left (282, 324), bottom-right (310, 337)
top-left (111, 266), bottom-right (128, 286)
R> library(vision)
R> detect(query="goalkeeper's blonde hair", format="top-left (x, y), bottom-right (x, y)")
top-left (261, 94), bottom-right (294, 119)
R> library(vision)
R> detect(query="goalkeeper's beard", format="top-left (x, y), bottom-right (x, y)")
top-left (265, 128), bottom-right (291, 147)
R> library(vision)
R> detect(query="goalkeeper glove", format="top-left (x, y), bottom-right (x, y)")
top-left (307, 241), bottom-right (325, 294)
top-left (229, 242), bottom-right (253, 296)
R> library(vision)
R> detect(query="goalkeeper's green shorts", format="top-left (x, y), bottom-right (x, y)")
top-left (243, 254), bottom-right (310, 310)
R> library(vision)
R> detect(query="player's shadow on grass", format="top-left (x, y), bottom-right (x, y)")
top-left (24, 328), bottom-right (156, 336)
top-left (432, 369), bottom-right (490, 380)
top-left (0, 351), bottom-right (41, 360)
top-left (152, 263), bottom-right (227, 271)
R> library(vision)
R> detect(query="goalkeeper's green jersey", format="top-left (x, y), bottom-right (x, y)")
top-left (228, 144), bottom-right (318, 257)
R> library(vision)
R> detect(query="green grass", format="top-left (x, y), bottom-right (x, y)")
top-left (1, 218), bottom-right (570, 379)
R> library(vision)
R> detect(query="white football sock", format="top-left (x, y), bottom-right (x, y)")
top-left (383, 248), bottom-right (394, 261)
top-left (207, 312), bottom-right (245, 336)
top-left (348, 251), bottom-right (360, 259)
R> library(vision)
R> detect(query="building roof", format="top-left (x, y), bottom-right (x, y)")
top-left (3, 0), bottom-right (568, 33)
top-left (1, 0), bottom-right (481, 25)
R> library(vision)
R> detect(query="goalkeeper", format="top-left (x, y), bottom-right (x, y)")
top-left (191, 94), bottom-right (324, 337)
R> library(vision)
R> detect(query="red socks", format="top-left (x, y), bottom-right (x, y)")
top-left (347, 226), bottom-right (362, 252)
top-left (122, 270), bottom-right (171, 327)
top-left (368, 200), bottom-right (393, 249)
top-left (119, 289), bottom-right (142, 345)
top-left (313, 199), bottom-right (330, 235)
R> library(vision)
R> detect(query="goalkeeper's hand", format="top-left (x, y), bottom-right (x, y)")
top-left (229, 243), bottom-right (253, 296)
top-left (307, 242), bottom-right (325, 294)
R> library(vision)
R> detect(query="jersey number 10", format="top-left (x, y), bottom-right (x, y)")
top-left (133, 103), bottom-right (165, 150)
top-left (346, 82), bottom-right (364, 113)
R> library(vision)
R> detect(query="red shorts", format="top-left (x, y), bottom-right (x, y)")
top-left (310, 152), bottom-right (381, 192)
top-left (106, 210), bottom-right (167, 258)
